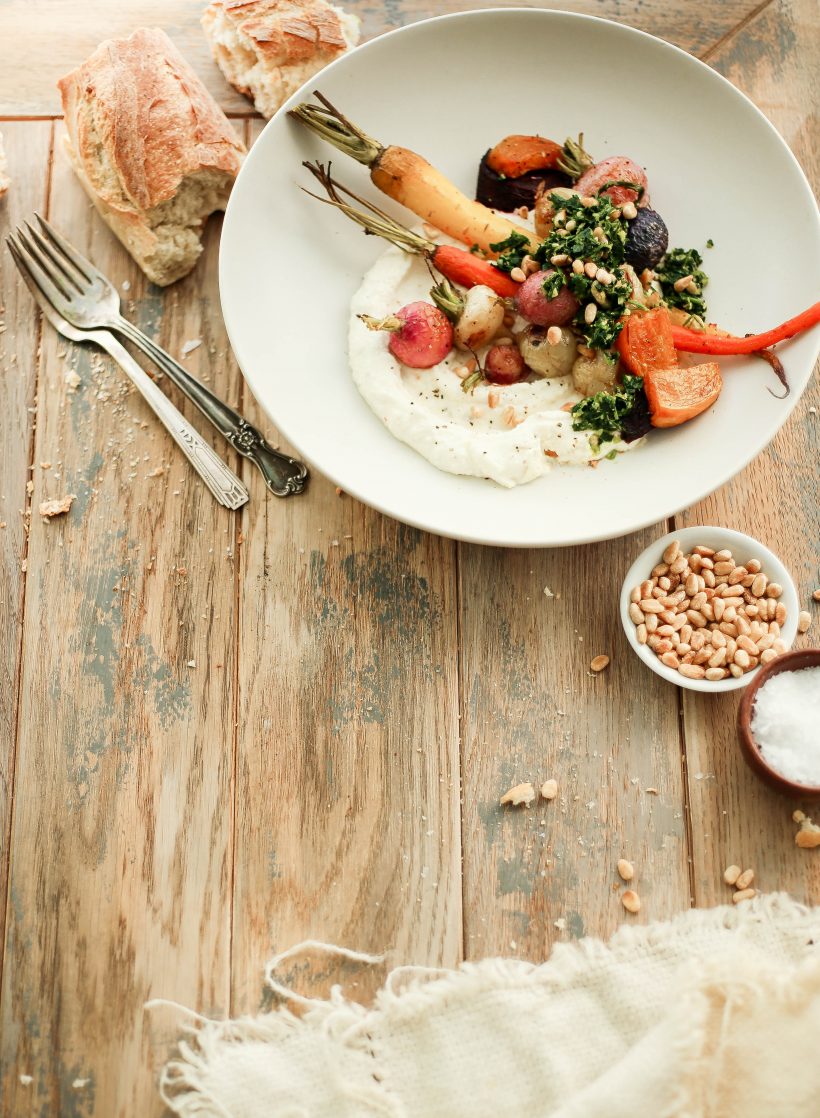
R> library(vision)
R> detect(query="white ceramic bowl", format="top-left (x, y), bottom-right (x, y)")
top-left (221, 8), bottom-right (820, 547)
top-left (620, 526), bottom-right (799, 692)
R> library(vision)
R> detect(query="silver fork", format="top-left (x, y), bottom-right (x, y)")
top-left (26, 215), bottom-right (308, 498)
top-left (8, 231), bottom-right (249, 510)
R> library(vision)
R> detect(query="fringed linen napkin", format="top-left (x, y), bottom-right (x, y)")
top-left (153, 893), bottom-right (820, 1117)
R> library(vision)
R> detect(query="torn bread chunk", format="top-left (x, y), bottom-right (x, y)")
top-left (202, 0), bottom-right (360, 119)
top-left (57, 28), bottom-right (245, 286)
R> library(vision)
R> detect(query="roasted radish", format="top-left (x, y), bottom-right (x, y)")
top-left (516, 270), bottom-right (579, 326)
top-left (574, 156), bottom-right (649, 207)
top-left (453, 285), bottom-right (505, 350)
top-left (360, 302), bottom-right (453, 369)
top-left (485, 344), bottom-right (526, 385)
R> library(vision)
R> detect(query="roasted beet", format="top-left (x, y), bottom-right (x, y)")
top-left (624, 208), bottom-right (669, 272)
top-left (476, 152), bottom-right (571, 213)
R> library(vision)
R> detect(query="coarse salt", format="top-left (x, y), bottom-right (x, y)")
top-left (751, 667), bottom-right (820, 785)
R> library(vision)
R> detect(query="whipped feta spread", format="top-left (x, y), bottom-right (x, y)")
top-left (349, 244), bottom-right (641, 487)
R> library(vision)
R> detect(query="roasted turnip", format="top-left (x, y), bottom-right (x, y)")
top-left (518, 326), bottom-right (577, 378)
top-left (516, 270), bottom-right (579, 326)
top-left (360, 301), bottom-right (453, 369)
top-left (454, 285), bottom-right (505, 350)
top-left (572, 350), bottom-right (620, 397)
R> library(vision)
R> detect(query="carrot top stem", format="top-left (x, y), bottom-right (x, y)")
top-left (290, 94), bottom-right (384, 167)
top-left (301, 161), bottom-right (433, 254)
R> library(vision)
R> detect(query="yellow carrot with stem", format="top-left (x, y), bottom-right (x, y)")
top-left (289, 93), bottom-right (536, 255)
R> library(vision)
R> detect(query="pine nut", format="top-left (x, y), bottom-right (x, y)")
top-left (711, 629), bottom-right (726, 647)
top-left (659, 610), bottom-right (677, 626)
top-left (760, 648), bottom-right (778, 664)
top-left (678, 663), bottom-right (706, 679)
top-left (617, 859), bottom-right (634, 881)
top-left (814, 588), bottom-right (820, 601)
top-left (621, 201), bottom-right (638, 220)
top-left (725, 638), bottom-right (737, 660)
top-left (714, 561), bottom-right (734, 576)
top-left (773, 639), bottom-right (787, 654)
top-left (694, 546), bottom-right (715, 557)
top-left (670, 556), bottom-right (688, 575)
top-left (660, 651), bottom-right (680, 669)
top-left (715, 550), bottom-right (733, 561)
top-left (732, 888), bottom-right (756, 904)
top-left (636, 623), bottom-right (648, 645)
top-left (769, 622), bottom-right (780, 637)
top-left (590, 655), bottom-right (610, 672)
top-left (728, 566), bottom-right (747, 585)
top-left (541, 778), bottom-right (558, 800)
top-left (756, 633), bottom-right (775, 652)
top-left (702, 569), bottom-right (716, 588)
top-left (746, 559), bottom-right (762, 573)
top-left (549, 253), bottom-right (569, 266)
top-left (723, 608), bottom-right (737, 623)
top-left (734, 649), bottom-right (751, 669)
top-left (736, 868), bottom-right (754, 890)
top-left (737, 635), bottom-right (758, 656)
top-left (656, 640), bottom-right (674, 655)
top-left (621, 890), bottom-right (641, 913)
top-left (680, 624), bottom-right (693, 644)
top-left (775, 602), bottom-right (787, 625)
top-left (708, 648), bottom-right (727, 668)
top-left (723, 864), bottom-right (741, 885)
top-left (729, 663), bottom-right (744, 678)
top-left (798, 610), bottom-right (812, 633)
top-left (690, 631), bottom-right (706, 651)
top-left (685, 574), bottom-right (698, 596)
top-left (572, 258), bottom-right (584, 275)
top-left (687, 610), bottom-right (707, 628)
top-left (631, 585), bottom-right (642, 603)
top-left (640, 599), bottom-right (664, 613)
top-left (510, 266), bottom-right (526, 283)
top-left (705, 668), bottom-right (727, 681)
top-left (640, 580), bottom-right (653, 599)
top-left (691, 591), bottom-right (707, 611)
top-left (651, 563), bottom-right (669, 578)
top-left (645, 614), bottom-right (658, 633)
top-left (662, 540), bottom-right (681, 564)
top-left (584, 261), bottom-right (598, 278)
top-left (628, 602), bottom-right (644, 625)
top-left (584, 303), bottom-right (598, 324)
top-left (766, 582), bottom-right (783, 598)
top-left (658, 576), bottom-right (671, 591)
top-left (694, 650), bottom-right (711, 666)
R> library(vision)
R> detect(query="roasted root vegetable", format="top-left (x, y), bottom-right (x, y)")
top-left (291, 95), bottom-right (536, 255)
top-left (624, 208), bottom-right (668, 271)
top-left (360, 302), bottom-right (453, 368)
top-left (669, 300), bottom-right (820, 355)
top-left (517, 270), bottom-right (579, 326)
top-left (572, 349), bottom-right (620, 397)
top-left (302, 162), bottom-right (520, 298)
top-left (574, 156), bottom-right (650, 207)
top-left (518, 326), bottom-right (577, 378)
top-left (486, 135), bottom-right (565, 178)
top-left (485, 344), bottom-right (526, 385)
top-left (476, 154), bottom-right (569, 213)
top-left (643, 362), bottom-right (722, 427)
top-left (616, 307), bottom-right (678, 377)
top-left (452, 285), bottom-right (505, 350)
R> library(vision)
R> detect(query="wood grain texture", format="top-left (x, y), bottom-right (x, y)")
top-left (0, 119), bottom-right (53, 1013)
top-left (676, 0), bottom-right (820, 910)
top-left (458, 533), bottom-right (692, 957)
top-left (228, 121), bottom-right (462, 1014)
top-left (0, 0), bottom-right (774, 116)
top-left (0, 127), bottom-right (242, 1117)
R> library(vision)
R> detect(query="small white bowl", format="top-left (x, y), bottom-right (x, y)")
top-left (620, 526), bottom-right (799, 693)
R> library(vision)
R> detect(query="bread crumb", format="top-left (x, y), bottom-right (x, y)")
top-left (795, 816), bottom-right (820, 849)
top-left (181, 338), bottom-right (202, 356)
top-left (19, 1075), bottom-right (32, 1087)
top-left (543, 586), bottom-right (554, 598)
top-left (540, 779), bottom-right (558, 800)
top-left (39, 494), bottom-right (75, 519)
top-left (146, 465), bottom-right (167, 478)
top-left (500, 782), bottom-right (535, 807)
top-left (65, 369), bottom-right (82, 390)
top-left (186, 659), bottom-right (196, 668)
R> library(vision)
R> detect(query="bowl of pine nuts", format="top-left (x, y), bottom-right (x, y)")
top-left (620, 527), bottom-right (799, 692)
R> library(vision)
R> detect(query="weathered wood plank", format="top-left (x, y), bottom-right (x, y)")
top-left (0, 119), bottom-right (53, 1007)
top-left (678, 0), bottom-right (820, 909)
top-left (0, 125), bottom-right (242, 1117)
top-left (228, 123), bottom-right (462, 1015)
top-left (459, 534), bottom-right (692, 957)
top-left (0, 0), bottom-right (774, 117)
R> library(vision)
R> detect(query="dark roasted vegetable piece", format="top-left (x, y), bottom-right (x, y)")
top-left (476, 151), bottom-right (571, 212)
top-left (624, 208), bottom-right (669, 272)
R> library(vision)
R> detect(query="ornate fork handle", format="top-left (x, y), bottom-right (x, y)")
top-left (115, 317), bottom-right (309, 497)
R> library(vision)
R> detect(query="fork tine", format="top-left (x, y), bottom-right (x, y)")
top-left (15, 225), bottom-right (75, 302)
top-left (25, 219), bottom-right (89, 293)
top-left (34, 213), bottom-right (98, 285)
top-left (8, 229), bottom-right (74, 314)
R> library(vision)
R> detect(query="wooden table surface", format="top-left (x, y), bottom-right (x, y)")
top-left (0, 0), bottom-right (818, 1113)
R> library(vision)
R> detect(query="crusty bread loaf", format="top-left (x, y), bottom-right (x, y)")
top-left (58, 29), bottom-right (245, 286)
top-left (202, 0), bottom-right (360, 119)
top-left (0, 131), bottom-right (9, 199)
